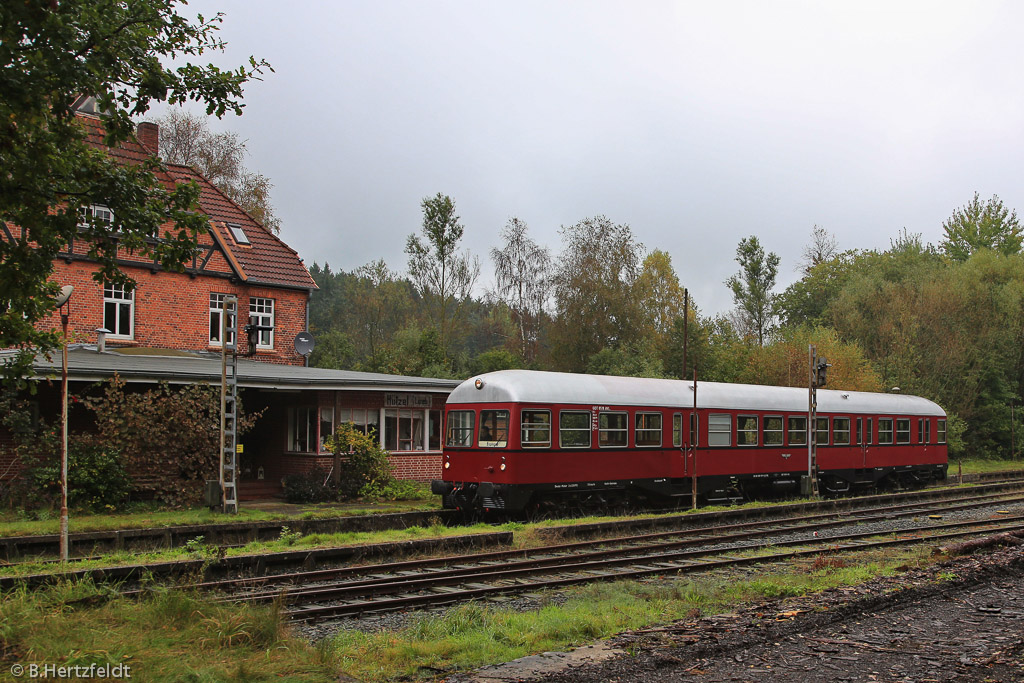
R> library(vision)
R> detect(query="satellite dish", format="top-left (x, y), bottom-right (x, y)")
top-left (294, 331), bottom-right (315, 356)
top-left (55, 285), bottom-right (74, 307)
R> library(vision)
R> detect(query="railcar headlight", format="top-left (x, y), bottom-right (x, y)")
top-left (500, 463), bottom-right (506, 471)
top-left (444, 461), bottom-right (450, 469)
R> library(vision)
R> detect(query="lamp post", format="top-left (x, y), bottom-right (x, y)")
top-left (56, 285), bottom-right (73, 562)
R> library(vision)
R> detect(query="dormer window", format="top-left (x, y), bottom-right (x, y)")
top-left (227, 223), bottom-right (250, 245)
top-left (78, 204), bottom-right (114, 228)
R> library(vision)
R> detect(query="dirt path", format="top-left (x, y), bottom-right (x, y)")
top-left (465, 544), bottom-right (1024, 682)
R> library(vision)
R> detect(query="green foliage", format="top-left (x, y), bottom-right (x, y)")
top-left (469, 349), bottom-right (523, 375)
top-left (81, 377), bottom-right (261, 506)
top-left (550, 216), bottom-right (645, 371)
top-left (406, 193), bottom-right (480, 360)
top-left (586, 340), bottom-right (668, 378)
top-left (940, 192), bottom-right (1023, 261)
top-left (17, 433), bottom-right (132, 512)
top-left (0, 0), bottom-right (268, 385)
top-left (282, 467), bottom-right (335, 504)
top-left (307, 329), bottom-right (355, 370)
top-left (490, 218), bottom-right (553, 363)
top-left (725, 235), bottom-right (780, 346)
top-left (323, 423), bottom-right (397, 499)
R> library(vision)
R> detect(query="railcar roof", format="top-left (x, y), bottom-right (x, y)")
top-left (448, 370), bottom-right (945, 417)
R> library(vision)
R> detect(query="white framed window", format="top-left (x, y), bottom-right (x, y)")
top-left (445, 410), bottom-right (475, 447)
top-left (338, 407), bottom-right (380, 436)
top-left (319, 406), bottom-right (335, 451)
top-left (635, 412), bottom-right (662, 447)
top-left (673, 413), bottom-right (683, 448)
top-left (816, 417), bottom-right (830, 445)
top-left (788, 416), bottom-right (807, 446)
top-left (521, 410), bottom-right (551, 448)
top-left (937, 419), bottom-right (947, 444)
top-left (598, 412), bottom-right (628, 447)
top-left (737, 415), bottom-right (758, 446)
top-left (249, 297), bottom-right (274, 349)
top-left (763, 416), bottom-right (784, 446)
top-left (208, 293), bottom-right (236, 346)
top-left (287, 407), bottom-right (316, 453)
top-left (896, 418), bottom-right (911, 444)
top-left (708, 413), bottom-right (731, 447)
top-left (227, 222), bottom-right (250, 245)
top-left (879, 418), bottom-right (894, 444)
top-left (559, 411), bottom-right (591, 448)
top-left (834, 417), bottom-right (851, 445)
top-left (78, 204), bottom-right (114, 228)
top-left (103, 283), bottom-right (134, 338)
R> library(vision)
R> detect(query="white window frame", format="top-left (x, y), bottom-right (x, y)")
top-left (521, 409), bottom-right (551, 448)
top-left (208, 293), bottom-right (236, 347)
top-left (737, 414), bottom-right (758, 447)
top-left (937, 419), bottom-right (947, 444)
top-left (816, 417), bottom-right (830, 446)
top-left (598, 411), bottom-right (628, 448)
top-left (833, 417), bottom-right (851, 445)
top-left (287, 406), bottom-right (316, 453)
top-left (673, 413), bottom-right (683, 448)
top-left (896, 418), bottom-right (911, 444)
top-left (249, 297), bottom-right (274, 349)
top-left (559, 411), bottom-right (591, 449)
top-left (879, 418), bottom-right (894, 444)
top-left (319, 406), bottom-right (335, 452)
top-left (708, 413), bottom-right (731, 447)
top-left (445, 410), bottom-right (475, 447)
top-left (79, 204), bottom-right (114, 229)
top-left (635, 412), bottom-right (662, 447)
top-left (103, 283), bottom-right (134, 339)
top-left (788, 415), bottom-right (807, 446)
top-left (763, 415), bottom-right (784, 446)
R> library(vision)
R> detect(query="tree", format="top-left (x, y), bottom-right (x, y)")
top-left (633, 249), bottom-right (687, 361)
top-left (0, 1), bottom-right (267, 384)
top-left (405, 193), bottom-right (480, 362)
top-left (725, 236), bottom-right (780, 347)
top-left (798, 224), bottom-right (838, 275)
top-left (940, 192), bottom-right (1023, 262)
top-left (154, 109), bottom-right (280, 232)
top-left (549, 216), bottom-right (644, 372)
top-left (490, 218), bottom-right (552, 364)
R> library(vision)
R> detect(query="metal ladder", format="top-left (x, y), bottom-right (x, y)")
top-left (220, 295), bottom-right (240, 513)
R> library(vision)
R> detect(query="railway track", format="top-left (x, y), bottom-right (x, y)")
top-left (205, 489), bottom-right (1024, 622)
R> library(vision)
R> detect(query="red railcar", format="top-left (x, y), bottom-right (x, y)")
top-left (431, 370), bottom-right (948, 512)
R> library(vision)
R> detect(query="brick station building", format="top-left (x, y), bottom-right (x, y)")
top-left (0, 102), bottom-right (458, 496)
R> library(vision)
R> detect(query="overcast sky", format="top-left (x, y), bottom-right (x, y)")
top-left (156, 1), bottom-right (1024, 315)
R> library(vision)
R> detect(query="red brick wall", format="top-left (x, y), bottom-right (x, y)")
top-left (40, 260), bottom-right (309, 366)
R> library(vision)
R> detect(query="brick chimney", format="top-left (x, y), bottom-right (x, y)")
top-left (136, 121), bottom-right (159, 156)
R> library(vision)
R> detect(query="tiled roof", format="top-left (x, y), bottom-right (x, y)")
top-left (77, 113), bottom-right (317, 291)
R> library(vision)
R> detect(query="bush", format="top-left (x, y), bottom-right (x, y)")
top-left (17, 430), bottom-right (132, 512)
top-left (282, 467), bottom-right (336, 504)
top-left (323, 423), bottom-right (396, 499)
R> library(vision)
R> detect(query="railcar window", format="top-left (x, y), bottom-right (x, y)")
top-left (763, 416), bottom-right (784, 446)
top-left (878, 418), bottom-right (894, 444)
top-left (937, 419), bottom-right (947, 444)
top-left (925, 419), bottom-right (930, 443)
top-left (708, 413), bottom-right (731, 447)
top-left (788, 416), bottom-right (807, 446)
top-left (737, 415), bottom-right (758, 446)
top-left (599, 412), bottom-right (629, 447)
top-left (673, 413), bottom-right (683, 448)
top-left (635, 412), bottom-right (662, 447)
top-left (856, 418), bottom-right (862, 445)
top-left (896, 418), bottom-right (911, 444)
top-left (690, 414), bottom-right (698, 447)
top-left (478, 410), bottom-right (509, 448)
top-left (559, 411), bottom-right (591, 448)
top-left (521, 410), bottom-right (551, 448)
top-left (445, 411), bottom-right (475, 447)
top-left (816, 417), bottom-right (829, 445)
top-left (866, 418), bottom-right (873, 444)
top-left (833, 417), bottom-right (850, 445)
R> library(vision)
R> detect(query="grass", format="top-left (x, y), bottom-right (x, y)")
top-left (954, 457), bottom-right (1024, 475)
top-left (0, 520), bottom-right (524, 579)
top-left (0, 546), bottom-right (933, 682)
top-left (0, 487), bottom-right (438, 539)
